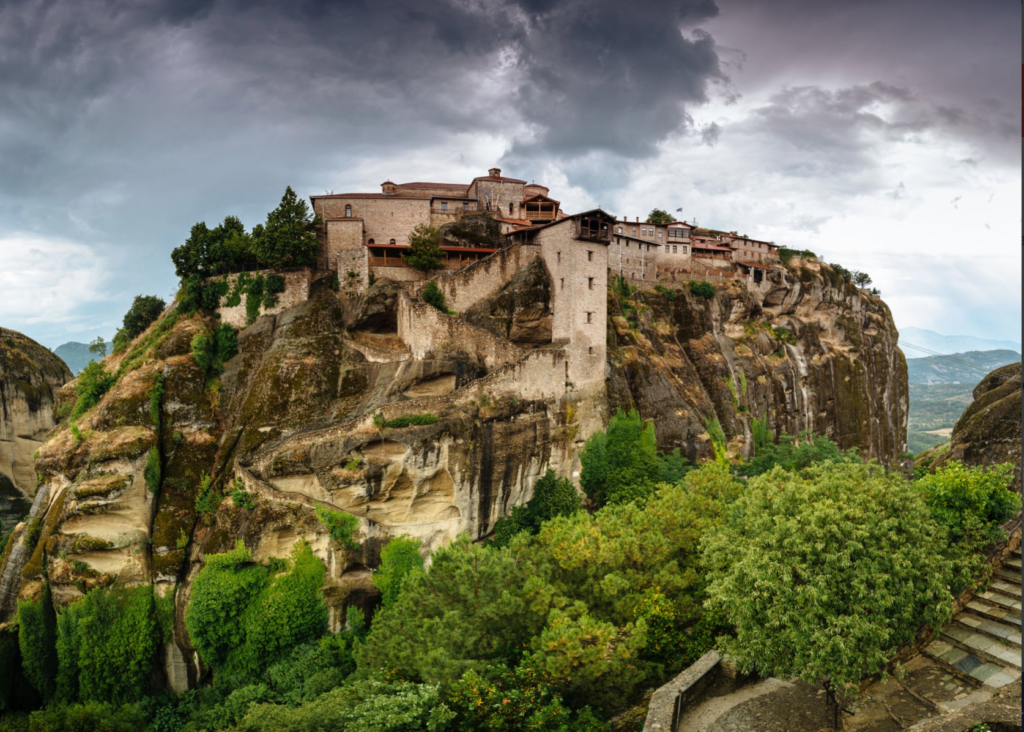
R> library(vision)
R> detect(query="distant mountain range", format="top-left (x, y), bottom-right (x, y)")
top-left (907, 349), bottom-right (1021, 385)
top-left (899, 327), bottom-right (1022, 357)
top-left (53, 341), bottom-right (97, 375)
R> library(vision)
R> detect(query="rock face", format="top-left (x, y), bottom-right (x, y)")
top-left (0, 328), bottom-right (72, 499)
top-left (929, 362), bottom-right (1022, 490)
top-left (606, 260), bottom-right (908, 464)
top-left (0, 259), bottom-right (911, 689)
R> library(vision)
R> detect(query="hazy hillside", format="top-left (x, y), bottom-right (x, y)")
top-left (52, 341), bottom-right (93, 375)
top-left (907, 349), bottom-right (1022, 454)
top-left (907, 349), bottom-right (1021, 385)
top-left (899, 326), bottom-right (1021, 356)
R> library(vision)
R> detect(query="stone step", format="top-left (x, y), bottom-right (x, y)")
top-left (954, 613), bottom-right (1022, 647)
top-left (978, 588), bottom-right (1023, 612)
top-left (990, 579), bottom-right (1022, 599)
top-left (996, 568), bottom-right (1021, 586)
top-left (1005, 556), bottom-right (1022, 571)
top-left (941, 624), bottom-right (1022, 670)
top-left (924, 639), bottom-right (1021, 689)
top-left (966, 599), bottom-right (1023, 628)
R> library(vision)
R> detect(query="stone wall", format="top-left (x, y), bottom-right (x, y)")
top-left (216, 269), bottom-right (313, 328)
top-left (532, 222), bottom-right (608, 388)
top-left (438, 243), bottom-right (543, 313)
top-left (397, 293), bottom-right (525, 373)
top-left (315, 196), bottom-right (431, 248)
top-left (608, 235), bottom-right (658, 283)
top-left (467, 178), bottom-right (526, 219)
top-left (643, 651), bottom-right (723, 731)
top-left (326, 219), bottom-right (368, 287)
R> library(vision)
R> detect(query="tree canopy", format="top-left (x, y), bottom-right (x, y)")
top-left (579, 408), bottom-right (660, 506)
top-left (702, 462), bottom-right (959, 693)
top-left (647, 209), bottom-right (673, 224)
top-left (404, 224), bottom-right (444, 272)
top-left (121, 295), bottom-right (166, 340)
top-left (249, 187), bottom-right (320, 269)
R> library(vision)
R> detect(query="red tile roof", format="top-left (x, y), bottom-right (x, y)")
top-left (399, 182), bottom-right (470, 189)
top-left (364, 243), bottom-right (499, 254)
top-left (735, 260), bottom-right (773, 270)
top-left (692, 243), bottom-right (733, 252)
top-left (494, 217), bottom-right (534, 227)
top-left (310, 193), bottom-right (429, 200)
top-left (473, 175), bottom-right (527, 184)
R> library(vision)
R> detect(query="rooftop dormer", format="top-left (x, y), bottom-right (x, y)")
top-left (381, 180), bottom-right (397, 194)
top-left (488, 167), bottom-right (501, 178)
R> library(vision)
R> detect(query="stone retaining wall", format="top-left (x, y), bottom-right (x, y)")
top-left (644, 650), bottom-right (722, 732)
top-left (437, 243), bottom-right (542, 313)
top-left (215, 268), bottom-right (313, 329)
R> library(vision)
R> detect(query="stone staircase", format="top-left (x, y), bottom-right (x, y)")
top-left (924, 547), bottom-right (1022, 700)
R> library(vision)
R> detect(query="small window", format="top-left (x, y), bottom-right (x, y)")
top-left (345, 204), bottom-right (352, 217)
top-left (589, 346), bottom-right (594, 355)
top-left (509, 203), bottom-right (514, 214)
top-left (463, 202), bottom-right (469, 212)
top-left (632, 229), bottom-right (637, 236)
top-left (557, 251), bottom-right (561, 264)
top-left (617, 227), bottom-right (622, 233)
top-left (588, 277), bottom-right (594, 290)
top-left (657, 230), bottom-right (663, 238)
top-left (440, 201), bottom-right (448, 211)
top-left (560, 278), bottom-right (565, 289)
top-left (587, 251), bottom-right (593, 262)
top-left (586, 312), bottom-right (592, 324)
top-left (368, 238), bottom-right (375, 244)
top-left (682, 246), bottom-right (688, 254)
top-left (389, 239), bottom-right (396, 245)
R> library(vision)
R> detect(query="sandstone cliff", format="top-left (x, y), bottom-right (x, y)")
top-left (606, 260), bottom-right (908, 465)
top-left (0, 328), bottom-right (71, 499)
top-left (920, 361), bottom-right (1022, 491)
top-left (0, 259), bottom-right (910, 689)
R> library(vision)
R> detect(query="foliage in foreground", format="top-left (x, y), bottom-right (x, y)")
top-left (490, 469), bottom-right (582, 548)
top-left (702, 462), bottom-right (964, 694)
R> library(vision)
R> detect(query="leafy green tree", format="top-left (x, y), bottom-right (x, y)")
top-left (421, 280), bottom-right (447, 311)
top-left (702, 462), bottom-right (958, 695)
top-left (373, 536), bottom-right (425, 609)
top-left (87, 336), bottom-right (106, 360)
top-left (250, 187), bottom-right (320, 269)
top-left (580, 408), bottom-right (660, 506)
top-left (853, 271), bottom-right (873, 288)
top-left (490, 469), bottom-right (582, 547)
top-left (172, 216), bottom-right (260, 279)
top-left (121, 295), bottom-right (167, 340)
top-left (740, 431), bottom-right (860, 477)
top-left (17, 585), bottom-right (58, 702)
top-left (404, 224), bottom-right (444, 272)
top-left (646, 208), bottom-right (673, 224)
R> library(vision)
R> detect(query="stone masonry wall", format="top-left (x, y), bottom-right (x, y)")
top-left (397, 293), bottom-right (525, 373)
top-left (216, 269), bottom-right (312, 328)
top-left (326, 219), bottom-right (368, 287)
top-left (467, 179), bottom-right (526, 219)
top-left (608, 235), bottom-right (658, 283)
top-left (438, 243), bottom-right (543, 313)
top-left (315, 196), bottom-right (431, 248)
top-left (533, 223), bottom-right (608, 388)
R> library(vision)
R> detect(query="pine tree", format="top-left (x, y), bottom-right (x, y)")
top-left (250, 186), bottom-right (321, 269)
top-left (403, 224), bottom-right (444, 272)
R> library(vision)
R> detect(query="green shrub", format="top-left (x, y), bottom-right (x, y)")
top-left (144, 447), bottom-right (161, 494)
top-left (122, 295), bottom-right (167, 340)
top-left (57, 586), bottom-right (162, 704)
top-left (10, 701), bottom-right (148, 731)
top-left (688, 280), bottom-right (715, 299)
top-left (231, 477), bottom-right (258, 511)
top-left (422, 280), bottom-right (447, 311)
top-left (372, 537), bottom-right (425, 608)
top-left (915, 461), bottom-right (1019, 556)
top-left (778, 247), bottom-right (817, 266)
top-left (195, 474), bottom-right (223, 525)
top-left (215, 323), bottom-right (239, 364)
top-left (177, 275), bottom-right (229, 315)
top-left (490, 469), bottom-right (583, 547)
top-left (70, 362), bottom-right (115, 421)
top-left (704, 416), bottom-right (729, 466)
top-left (315, 506), bottom-right (360, 550)
top-left (383, 413), bottom-right (440, 429)
top-left (191, 325), bottom-right (238, 376)
top-left (186, 541), bottom-right (328, 683)
top-left (580, 408), bottom-right (659, 506)
top-left (771, 326), bottom-right (797, 344)
top-left (654, 284), bottom-right (677, 301)
top-left (741, 431), bottom-right (860, 477)
top-left (17, 585), bottom-right (57, 702)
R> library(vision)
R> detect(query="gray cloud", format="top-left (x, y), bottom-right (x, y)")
top-left (700, 122), bottom-right (722, 146)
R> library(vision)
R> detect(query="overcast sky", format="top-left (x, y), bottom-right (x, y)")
top-left (0, 0), bottom-right (1019, 349)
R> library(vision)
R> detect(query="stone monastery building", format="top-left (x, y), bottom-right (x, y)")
top-left (309, 167), bottom-right (781, 291)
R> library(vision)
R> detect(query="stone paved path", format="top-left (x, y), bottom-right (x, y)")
top-left (923, 547), bottom-right (1022, 702)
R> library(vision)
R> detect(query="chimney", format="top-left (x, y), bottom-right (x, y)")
top-left (635, 216), bottom-right (639, 223)
top-left (488, 167), bottom-right (501, 178)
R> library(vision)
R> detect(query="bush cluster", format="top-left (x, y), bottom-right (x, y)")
top-left (688, 280), bottom-right (715, 299)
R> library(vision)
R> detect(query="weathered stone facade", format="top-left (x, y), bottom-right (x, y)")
top-left (215, 268), bottom-right (313, 328)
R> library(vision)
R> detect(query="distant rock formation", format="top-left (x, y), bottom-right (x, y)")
top-left (0, 328), bottom-right (72, 498)
top-left (925, 362), bottom-right (1022, 491)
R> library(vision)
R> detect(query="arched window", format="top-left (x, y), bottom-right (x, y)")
top-left (389, 239), bottom-right (396, 245)
top-left (368, 238), bottom-right (375, 244)
top-left (509, 203), bottom-right (514, 214)
top-left (345, 204), bottom-right (352, 217)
